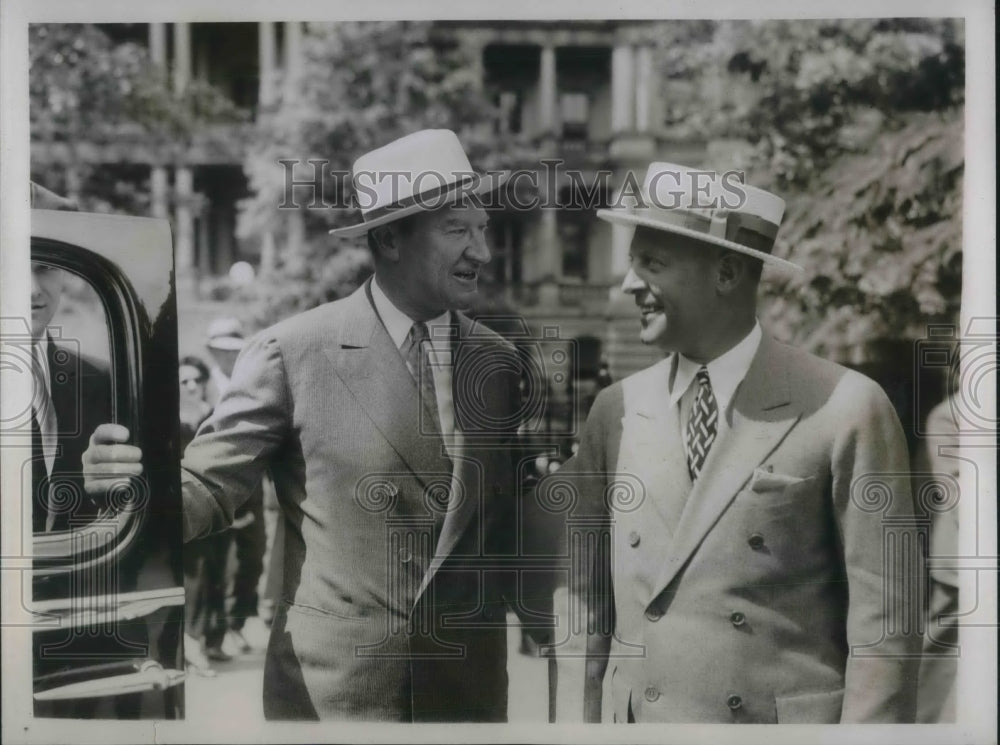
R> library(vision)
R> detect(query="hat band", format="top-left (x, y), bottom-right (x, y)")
top-left (361, 174), bottom-right (479, 224)
top-left (625, 205), bottom-right (779, 254)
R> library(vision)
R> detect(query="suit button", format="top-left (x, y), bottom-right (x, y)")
top-left (399, 548), bottom-right (413, 564)
top-left (628, 531), bottom-right (640, 547)
top-left (747, 533), bottom-right (765, 550)
top-left (727, 694), bottom-right (742, 710)
top-left (645, 607), bottom-right (662, 622)
top-left (644, 686), bottom-right (660, 702)
top-left (730, 611), bottom-right (746, 627)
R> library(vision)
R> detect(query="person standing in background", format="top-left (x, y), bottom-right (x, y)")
top-left (204, 318), bottom-right (267, 655)
top-left (178, 355), bottom-right (231, 671)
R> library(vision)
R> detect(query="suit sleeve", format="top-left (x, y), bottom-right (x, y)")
top-left (549, 386), bottom-right (615, 722)
top-left (831, 373), bottom-right (922, 722)
top-left (181, 333), bottom-right (291, 541)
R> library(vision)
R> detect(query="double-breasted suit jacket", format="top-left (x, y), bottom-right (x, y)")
top-left (562, 335), bottom-right (921, 723)
top-left (180, 279), bottom-right (530, 721)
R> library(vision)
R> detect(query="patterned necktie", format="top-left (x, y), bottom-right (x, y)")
top-left (402, 322), bottom-right (444, 436)
top-left (685, 366), bottom-right (718, 482)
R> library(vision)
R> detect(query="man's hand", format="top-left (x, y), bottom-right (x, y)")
top-left (82, 423), bottom-right (144, 495)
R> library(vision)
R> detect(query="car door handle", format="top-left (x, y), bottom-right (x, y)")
top-left (33, 660), bottom-right (185, 701)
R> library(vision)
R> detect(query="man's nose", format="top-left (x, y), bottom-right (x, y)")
top-left (467, 229), bottom-right (491, 264)
top-left (30, 272), bottom-right (42, 298)
top-left (621, 266), bottom-right (645, 294)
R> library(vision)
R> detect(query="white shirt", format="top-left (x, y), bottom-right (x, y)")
top-left (669, 321), bottom-right (763, 434)
top-left (370, 276), bottom-right (458, 450)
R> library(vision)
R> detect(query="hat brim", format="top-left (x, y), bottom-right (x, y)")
top-left (596, 208), bottom-right (804, 274)
top-left (330, 171), bottom-right (510, 239)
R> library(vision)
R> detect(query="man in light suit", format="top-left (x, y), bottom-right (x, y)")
top-left (553, 163), bottom-right (921, 723)
top-left (83, 130), bottom-right (549, 721)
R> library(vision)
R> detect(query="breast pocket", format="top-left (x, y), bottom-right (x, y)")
top-left (745, 474), bottom-right (817, 515)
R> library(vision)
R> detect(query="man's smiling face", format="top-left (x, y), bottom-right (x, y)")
top-left (620, 227), bottom-right (721, 355)
top-left (392, 203), bottom-right (492, 318)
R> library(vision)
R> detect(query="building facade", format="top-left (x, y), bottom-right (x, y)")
top-left (32, 21), bottom-right (719, 400)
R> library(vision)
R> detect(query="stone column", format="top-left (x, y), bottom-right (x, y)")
top-left (148, 23), bottom-right (167, 68)
top-left (175, 167), bottom-right (195, 280)
top-left (539, 45), bottom-right (557, 138)
top-left (610, 45), bottom-right (634, 134)
top-left (284, 24), bottom-right (307, 261)
top-left (149, 24), bottom-right (169, 221)
top-left (634, 45), bottom-right (653, 133)
top-left (283, 21), bottom-right (304, 105)
top-left (259, 21), bottom-right (278, 108)
top-left (150, 166), bottom-right (169, 220)
top-left (172, 22), bottom-right (191, 94)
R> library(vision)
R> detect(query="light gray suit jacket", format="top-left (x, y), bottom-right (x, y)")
top-left (555, 335), bottom-right (921, 723)
top-left (180, 280), bottom-right (533, 721)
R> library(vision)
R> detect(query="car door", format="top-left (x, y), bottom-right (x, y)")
top-left (29, 208), bottom-right (185, 719)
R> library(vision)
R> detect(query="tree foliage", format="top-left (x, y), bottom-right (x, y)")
top-left (654, 18), bottom-right (965, 353)
top-left (30, 24), bottom-right (246, 214)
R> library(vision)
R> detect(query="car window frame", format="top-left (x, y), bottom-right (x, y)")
top-left (30, 238), bottom-right (149, 575)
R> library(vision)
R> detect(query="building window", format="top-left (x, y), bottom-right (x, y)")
top-left (487, 217), bottom-right (522, 285)
top-left (560, 92), bottom-right (589, 141)
top-left (558, 215), bottom-right (588, 280)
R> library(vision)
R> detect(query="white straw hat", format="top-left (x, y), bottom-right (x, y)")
top-left (597, 162), bottom-right (802, 272)
top-left (330, 129), bottom-right (508, 239)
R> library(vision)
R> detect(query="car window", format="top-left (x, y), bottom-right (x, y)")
top-left (29, 258), bottom-right (114, 536)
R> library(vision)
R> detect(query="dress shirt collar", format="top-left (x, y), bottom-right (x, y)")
top-left (669, 321), bottom-right (763, 414)
top-left (370, 275), bottom-right (450, 350)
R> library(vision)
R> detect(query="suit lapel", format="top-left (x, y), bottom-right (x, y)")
top-left (649, 336), bottom-right (802, 598)
top-left (323, 280), bottom-right (452, 491)
top-left (617, 358), bottom-right (691, 538)
top-left (47, 337), bottom-right (78, 440)
top-left (417, 313), bottom-right (505, 598)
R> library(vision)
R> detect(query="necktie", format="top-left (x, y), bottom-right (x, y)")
top-left (31, 410), bottom-right (48, 533)
top-left (685, 366), bottom-right (718, 482)
top-left (402, 322), bottom-right (444, 437)
top-left (31, 342), bottom-right (57, 531)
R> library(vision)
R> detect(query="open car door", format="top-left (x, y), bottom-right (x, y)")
top-left (29, 208), bottom-right (185, 719)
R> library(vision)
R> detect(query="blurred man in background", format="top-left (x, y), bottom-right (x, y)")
top-left (178, 355), bottom-right (229, 672)
top-left (29, 182), bottom-right (110, 534)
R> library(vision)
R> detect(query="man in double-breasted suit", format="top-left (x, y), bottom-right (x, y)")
top-left (84, 130), bottom-right (548, 721)
top-left (553, 163), bottom-right (921, 723)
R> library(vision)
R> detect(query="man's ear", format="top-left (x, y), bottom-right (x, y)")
top-left (369, 225), bottom-right (400, 263)
top-left (715, 251), bottom-right (747, 295)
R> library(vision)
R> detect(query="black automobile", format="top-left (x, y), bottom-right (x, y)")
top-left (29, 208), bottom-right (185, 719)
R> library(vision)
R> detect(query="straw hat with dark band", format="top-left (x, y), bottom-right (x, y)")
top-left (330, 129), bottom-right (508, 239)
top-left (596, 162), bottom-right (803, 273)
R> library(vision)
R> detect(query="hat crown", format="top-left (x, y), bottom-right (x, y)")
top-left (352, 129), bottom-right (476, 215)
top-left (641, 162), bottom-right (785, 225)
